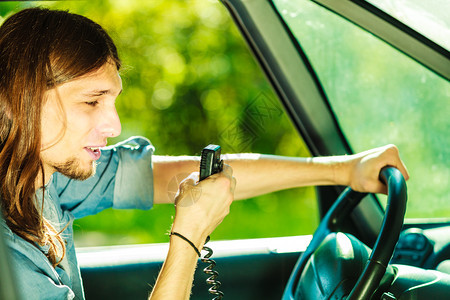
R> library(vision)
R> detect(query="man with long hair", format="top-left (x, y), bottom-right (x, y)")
top-left (0, 7), bottom-right (408, 300)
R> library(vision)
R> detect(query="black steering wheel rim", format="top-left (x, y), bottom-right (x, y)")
top-left (282, 167), bottom-right (407, 299)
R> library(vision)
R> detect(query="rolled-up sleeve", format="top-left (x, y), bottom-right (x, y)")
top-left (56, 136), bottom-right (155, 219)
top-left (112, 136), bottom-right (154, 209)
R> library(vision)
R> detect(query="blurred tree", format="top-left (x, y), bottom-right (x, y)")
top-left (1, 0), bottom-right (316, 245)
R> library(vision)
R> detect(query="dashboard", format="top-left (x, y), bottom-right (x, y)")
top-left (393, 226), bottom-right (450, 273)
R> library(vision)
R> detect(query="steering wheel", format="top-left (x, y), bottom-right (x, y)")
top-left (282, 167), bottom-right (407, 299)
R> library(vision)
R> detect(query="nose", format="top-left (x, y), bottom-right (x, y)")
top-left (99, 106), bottom-right (122, 138)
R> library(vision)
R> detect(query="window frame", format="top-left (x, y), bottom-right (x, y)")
top-left (312, 0), bottom-right (450, 81)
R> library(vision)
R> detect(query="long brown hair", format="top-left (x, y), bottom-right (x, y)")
top-left (0, 7), bottom-right (121, 266)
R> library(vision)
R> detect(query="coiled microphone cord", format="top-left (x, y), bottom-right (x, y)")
top-left (201, 237), bottom-right (224, 299)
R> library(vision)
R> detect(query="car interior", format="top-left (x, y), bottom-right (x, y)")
top-left (1, 0), bottom-right (449, 299)
top-left (220, 0), bottom-right (450, 298)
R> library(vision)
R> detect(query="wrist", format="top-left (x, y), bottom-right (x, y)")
top-left (310, 155), bottom-right (352, 186)
top-left (332, 155), bottom-right (353, 186)
top-left (171, 221), bottom-right (208, 251)
top-left (170, 232), bottom-right (203, 257)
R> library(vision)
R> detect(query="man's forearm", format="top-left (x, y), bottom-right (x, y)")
top-left (149, 236), bottom-right (201, 300)
top-left (222, 153), bottom-right (349, 200)
top-left (153, 153), bottom-right (351, 203)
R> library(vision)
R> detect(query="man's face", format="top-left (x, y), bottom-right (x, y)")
top-left (40, 62), bottom-right (122, 182)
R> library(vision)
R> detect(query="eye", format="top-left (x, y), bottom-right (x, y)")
top-left (85, 100), bottom-right (99, 107)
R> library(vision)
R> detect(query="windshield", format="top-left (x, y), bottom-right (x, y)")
top-left (273, 0), bottom-right (450, 219)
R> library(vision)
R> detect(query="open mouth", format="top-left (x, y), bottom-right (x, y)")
top-left (84, 147), bottom-right (102, 160)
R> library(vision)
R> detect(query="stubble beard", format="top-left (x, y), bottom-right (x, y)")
top-left (53, 157), bottom-right (97, 181)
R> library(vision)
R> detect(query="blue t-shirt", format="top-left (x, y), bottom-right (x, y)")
top-left (1, 136), bottom-right (155, 300)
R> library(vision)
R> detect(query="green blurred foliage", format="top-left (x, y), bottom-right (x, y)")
top-left (1, 1), bottom-right (317, 245)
